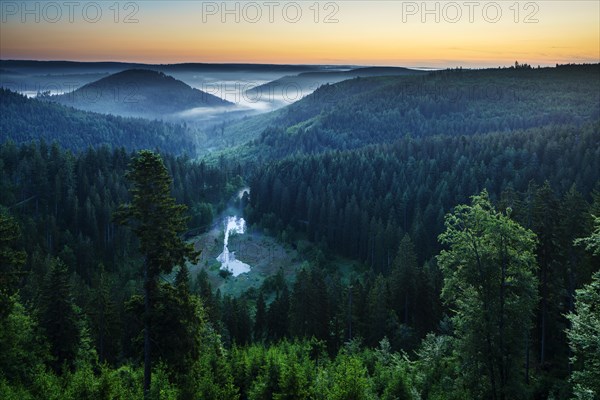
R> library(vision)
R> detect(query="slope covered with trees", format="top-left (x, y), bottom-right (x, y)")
top-left (220, 64), bottom-right (600, 162)
top-left (0, 142), bottom-right (236, 283)
top-left (0, 89), bottom-right (198, 153)
top-left (1, 64), bottom-right (599, 400)
top-left (249, 123), bottom-right (600, 265)
top-left (50, 69), bottom-right (232, 118)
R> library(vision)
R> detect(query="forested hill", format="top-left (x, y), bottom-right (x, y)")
top-left (221, 64), bottom-right (600, 161)
top-left (244, 66), bottom-right (428, 102)
top-left (0, 88), bottom-right (198, 153)
top-left (2, 63), bottom-right (600, 399)
top-left (50, 69), bottom-right (232, 118)
top-left (249, 122), bottom-right (600, 268)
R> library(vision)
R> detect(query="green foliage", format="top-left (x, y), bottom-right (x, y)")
top-left (115, 150), bottom-right (199, 276)
top-left (315, 353), bottom-right (375, 400)
top-left (574, 215), bottom-right (600, 256)
top-left (142, 281), bottom-right (205, 377)
top-left (0, 378), bottom-right (35, 400)
top-left (389, 234), bottom-right (421, 347)
top-left (566, 270), bottom-right (600, 399)
top-left (89, 266), bottom-right (121, 364)
top-left (372, 339), bottom-right (414, 400)
top-left (248, 342), bottom-right (315, 400)
top-left (289, 267), bottom-right (330, 342)
top-left (0, 298), bottom-right (47, 384)
top-left (250, 123), bottom-right (600, 272)
top-left (2, 65), bottom-right (600, 400)
top-left (0, 141), bottom-right (229, 286)
top-left (253, 291), bottom-right (267, 342)
top-left (115, 150), bottom-right (200, 397)
top-left (146, 364), bottom-right (179, 400)
top-left (190, 202), bottom-right (214, 233)
top-left (437, 191), bottom-right (539, 400)
top-left (0, 88), bottom-right (197, 154)
top-left (412, 333), bottom-right (467, 400)
top-left (231, 64), bottom-right (600, 161)
top-left (0, 211), bottom-right (26, 318)
top-left (187, 325), bottom-right (239, 400)
top-left (0, 362), bottom-right (182, 400)
top-left (38, 258), bottom-right (81, 373)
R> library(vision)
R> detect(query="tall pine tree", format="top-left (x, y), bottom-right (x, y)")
top-left (115, 150), bottom-right (198, 398)
top-left (38, 258), bottom-right (80, 373)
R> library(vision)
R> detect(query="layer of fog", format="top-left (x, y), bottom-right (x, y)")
top-left (1, 64), bottom-right (354, 126)
top-left (3, 63), bottom-right (437, 147)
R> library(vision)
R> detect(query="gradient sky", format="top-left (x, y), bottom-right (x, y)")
top-left (1, 1), bottom-right (598, 67)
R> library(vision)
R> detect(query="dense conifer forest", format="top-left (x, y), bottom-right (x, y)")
top-left (1, 64), bottom-right (599, 400)
top-left (0, 89), bottom-right (198, 154)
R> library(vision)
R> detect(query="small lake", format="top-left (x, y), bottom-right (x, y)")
top-left (216, 215), bottom-right (251, 276)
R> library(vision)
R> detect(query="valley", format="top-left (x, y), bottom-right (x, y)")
top-left (2, 2), bottom-right (599, 397)
top-left (1, 61), bottom-right (599, 400)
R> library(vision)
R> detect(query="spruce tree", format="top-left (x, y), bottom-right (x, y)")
top-left (38, 258), bottom-right (80, 373)
top-left (0, 211), bottom-right (26, 319)
top-left (115, 150), bottom-right (198, 398)
top-left (254, 291), bottom-right (267, 342)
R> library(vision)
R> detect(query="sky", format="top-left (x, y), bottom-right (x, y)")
top-left (1, 1), bottom-right (599, 67)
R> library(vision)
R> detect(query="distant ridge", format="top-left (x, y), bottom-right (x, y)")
top-left (216, 63), bottom-right (600, 162)
top-left (0, 60), bottom-right (340, 74)
top-left (245, 66), bottom-right (428, 101)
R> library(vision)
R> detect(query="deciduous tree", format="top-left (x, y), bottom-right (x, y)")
top-left (437, 191), bottom-right (538, 400)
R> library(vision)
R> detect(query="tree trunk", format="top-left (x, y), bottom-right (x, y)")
top-left (540, 265), bottom-right (547, 366)
top-left (99, 307), bottom-right (105, 363)
top-left (567, 259), bottom-right (576, 376)
top-left (499, 237), bottom-right (507, 400)
top-left (472, 242), bottom-right (498, 400)
top-left (404, 291), bottom-right (409, 324)
top-left (525, 332), bottom-right (530, 384)
top-left (143, 260), bottom-right (152, 399)
top-left (485, 323), bottom-right (498, 400)
top-left (348, 287), bottom-right (353, 341)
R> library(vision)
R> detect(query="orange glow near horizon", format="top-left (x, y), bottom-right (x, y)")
top-left (1, 1), bottom-right (598, 67)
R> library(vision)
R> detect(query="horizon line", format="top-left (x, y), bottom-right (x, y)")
top-left (3, 58), bottom-right (599, 70)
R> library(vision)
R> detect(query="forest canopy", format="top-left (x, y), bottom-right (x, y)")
top-left (1, 64), bottom-right (599, 399)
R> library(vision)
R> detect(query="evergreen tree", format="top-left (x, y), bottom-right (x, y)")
top-left (530, 182), bottom-right (561, 369)
top-left (0, 211), bottom-right (26, 319)
top-left (390, 234), bottom-right (418, 326)
top-left (115, 150), bottom-right (199, 397)
top-left (89, 264), bottom-right (119, 364)
top-left (38, 258), bottom-right (81, 373)
top-left (254, 291), bottom-right (267, 342)
top-left (366, 275), bottom-right (389, 347)
top-left (289, 268), bottom-right (330, 342)
top-left (194, 269), bottom-right (218, 325)
top-left (0, 300), bottom-right (47, 385)
top-left (267, 286), bottom-right (290, 342)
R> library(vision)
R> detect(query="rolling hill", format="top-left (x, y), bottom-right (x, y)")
top-left (211, 64), bottom-right (600, 162)
top-left (49, 69), bottom-right (233, 118)
top-left (244, 66), bottom-right (428, 105)
top-left (0, 88), bottom-right (198, 153)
